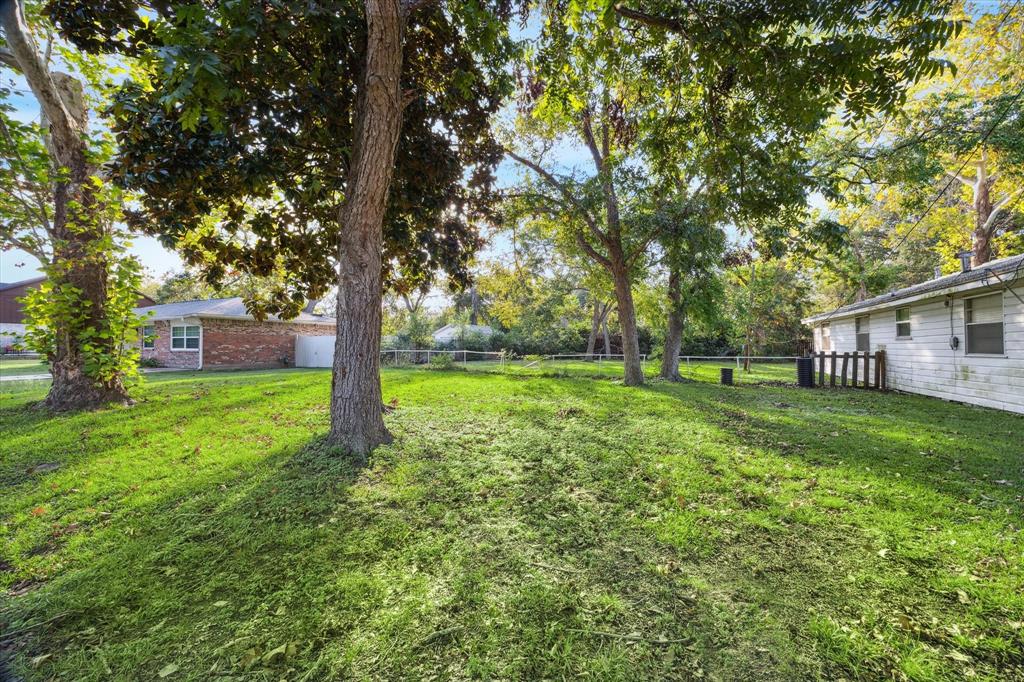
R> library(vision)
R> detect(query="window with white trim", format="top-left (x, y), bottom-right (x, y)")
top-left (855, 315), bottom-right (870, 351)
top-left (964, 294), bottom-right (1003, 355)
top-left (141, 325), bottom-right (156, 349)
top-left (895, 307), bottom-right (911, 338)
top-left (171, 324), bottom-right (200, 350)
top-left (820, 323), bottom-right (831, 351)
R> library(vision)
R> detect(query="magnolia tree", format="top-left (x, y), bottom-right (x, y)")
top-left (0, 0), bottom-right (147, 410)
top-left (48, 0), bottom-right (522, 457)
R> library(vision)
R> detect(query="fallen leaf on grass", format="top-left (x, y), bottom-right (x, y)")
top-left (158, 663), bottom-right (179, 677)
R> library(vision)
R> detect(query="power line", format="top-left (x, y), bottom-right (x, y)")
top-left (887, 78), bottom-right (1024, 256)
top-left (812, 1), bottom-right (1022, 323)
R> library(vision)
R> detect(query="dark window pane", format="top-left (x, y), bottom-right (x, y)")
top-left (856, 333), bottom-right (870, 352)
top-left (967, 323), bottom-right (1003, 355)
top-left (896, 322), bottom-right (911, 338)
top-left (185, 337), bottom-right (200, 349)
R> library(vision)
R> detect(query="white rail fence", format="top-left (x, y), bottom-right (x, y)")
top-left (295, 337), bottom-right (506, 368)
top-left (296, 337), bottom-right (802, 384)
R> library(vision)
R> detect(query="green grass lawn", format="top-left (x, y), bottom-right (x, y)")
top-left (1, 368), bottom-right (1022, 680)
top-left (0, 356), bottom-right (49, 378)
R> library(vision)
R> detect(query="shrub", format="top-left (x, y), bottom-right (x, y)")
top-left (428, 352), bottom-right (454, 369)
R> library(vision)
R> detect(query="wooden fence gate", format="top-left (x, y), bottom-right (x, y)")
top-left (811, 350), bottom-right (887, 390)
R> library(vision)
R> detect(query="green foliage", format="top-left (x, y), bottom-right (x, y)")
top-left (807, 3), bottom-right (1024, 307)
top-left (428, 352), bottom-right (455, 369)
top-left (725, 258), bottom-right (812, 355)
top-left (20, 254), bottom-right (149, 388)
top-left (47, 0), bottom-right (523, 318)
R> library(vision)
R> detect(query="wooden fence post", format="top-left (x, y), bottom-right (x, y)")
top-left (863, 351), bottom-right (870, 388)
top-left (851, 351), bottom-right (858, 386)
top-left (829, 351), bottom-right (837, 387)
top-left (841, 353), bottom-right (849, 387)
top-left (818, 352), bottom-right (825, 386)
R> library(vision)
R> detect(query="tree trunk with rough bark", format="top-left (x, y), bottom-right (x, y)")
top-left (659, 266), bottom-right (685, 381)
top-left (743, 260), bottom-right (755, 372)
top-left (469, 285), bottom-right (479, 325)
top-left (329, 0), bottom-right (405, 458)
top-left (610, 257), bottom-right (644, 385)
top-left (586, 301), bottom-right (602, 358)
top-left (1, 0), bottom-right (130, 411)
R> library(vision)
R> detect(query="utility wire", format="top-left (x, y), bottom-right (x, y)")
top-left (811, 2), bottom-right (1022, 323)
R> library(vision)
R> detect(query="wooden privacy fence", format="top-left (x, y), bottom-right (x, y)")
top-left (811, 350), bottom-right (887, 390)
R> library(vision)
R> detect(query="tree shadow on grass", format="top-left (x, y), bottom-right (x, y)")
top-left (641, 381), bottom-right (1024, 678)
top-left (5, 371), bottom-right (1022, 681)
top-left (2, 372), bottom-right (803, 681)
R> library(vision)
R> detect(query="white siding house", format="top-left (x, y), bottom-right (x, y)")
top-left (432, 323), bottom-right (494, 346)
top-left (803, 254), bottom-right (1024, 415)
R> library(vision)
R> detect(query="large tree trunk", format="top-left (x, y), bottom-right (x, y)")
top-left (329, 0), bottom-right (405, 458)
top-left (586, 300), bottom-right (609, 358)
top-left (610, 257), bottom-right (644, 386)
top-left (1, 0), bottom-right (130, 411)
top-left (659, 266), bottom-right (685, 381)
top-left (469, 285), bottom-right (480, 325)
top-left (743, 260), bottom-right (757, 372)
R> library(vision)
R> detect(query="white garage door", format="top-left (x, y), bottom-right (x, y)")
top-left (295, 336), bottom-right (335, 367)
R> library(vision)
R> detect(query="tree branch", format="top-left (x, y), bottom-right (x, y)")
top-left (574, 230), bottom-right (612, 269)
top-left (613, 4), bottom-right (689, 37)
top-left (0, 0), bottom-right (82, 162)
top-left (981, 187), bottom-right (1024, 234)
top-left (505, 148), bottom-right (608, 247)
top-left (0, 46), bottom-right (19, 70)
top-left (580, 107), bottom-right (604, 172)
top-left (944, 169), bottom-right (974, 189)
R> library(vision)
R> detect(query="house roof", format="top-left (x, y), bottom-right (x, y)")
top-left (0, 276), bottom-right (46, 291)
top-left (432, 323), bottom-right (495, 338)
top-left (135, 297), bottom-right (334, 326)
top-left (804, 253), bottom-right (1024, 324)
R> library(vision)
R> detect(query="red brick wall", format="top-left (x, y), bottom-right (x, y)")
top-left (139, 318), bottom-right (333, 370)
top-left (203, 319), bottom-right (333, 368)
top-left (140, 320), bottom-right (201, 369)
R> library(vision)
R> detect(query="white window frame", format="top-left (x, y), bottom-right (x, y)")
top-left (895, 307), bottom-right (911, 339)
top-left (170, 324), bottom-right (201, 351)
top-left (855, 315), bottom-right (870, 352)
top-left (141, 325), bottom-right (156, 349)
top-left (964, 293), bottom-right (1005, 356)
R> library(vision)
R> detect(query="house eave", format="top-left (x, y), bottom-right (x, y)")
top-left (802, 277), bottom-right (1019, 325)
top-left (139, 312), bottom-right (335, 326)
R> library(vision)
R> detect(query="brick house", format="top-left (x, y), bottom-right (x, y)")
top-left (136, 298), bottom-right (334, 370)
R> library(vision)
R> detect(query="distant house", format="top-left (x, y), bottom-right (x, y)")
top-left (1, 277), bottom-right (156, 350)
top-left (136, 297), bottom-right (333, 370)
top-left (803, 253), bottom-right (1024, 414)
top-left (432, 323), bottom-right (495, 346)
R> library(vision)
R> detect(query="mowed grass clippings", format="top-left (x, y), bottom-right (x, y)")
top-left (0, 367), bottom-right (1022, 681)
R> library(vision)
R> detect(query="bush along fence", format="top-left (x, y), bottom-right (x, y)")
top-left (809, 350), bottom-right (887, 390)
